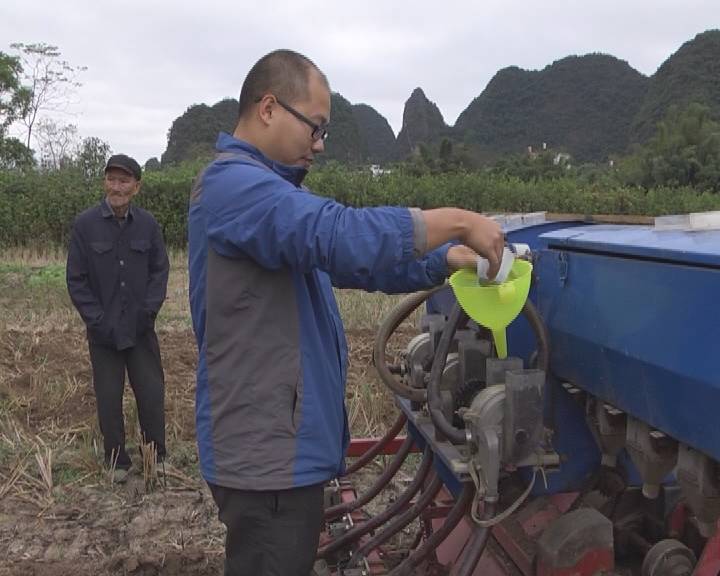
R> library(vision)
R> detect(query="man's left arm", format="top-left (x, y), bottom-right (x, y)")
top-left (144, 222), bottom-right (170, 317)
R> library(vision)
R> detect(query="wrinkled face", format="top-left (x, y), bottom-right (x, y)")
top-left (267, 70), bottom-right (331, 169)
top-left (104, 168), bottom-right (140, 212)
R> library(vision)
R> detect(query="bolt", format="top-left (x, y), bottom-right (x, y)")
top-left (515, 429), bottom-right (529, 444)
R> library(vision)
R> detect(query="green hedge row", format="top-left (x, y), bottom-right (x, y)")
top-left (1, 165), bottom-right (719, 248)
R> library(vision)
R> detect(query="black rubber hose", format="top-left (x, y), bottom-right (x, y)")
top-left (388, 482), bottom-right (476, 576)
top-left (427, 303), bottom-right (468, 444)
top-left (343, 413), bottom-right (408, 476)
top-left (324, 435), bottom-right (414, 522)
top-left (373, 286), bottom-right (445, 403)
top-left (318, 447), bottom-right (434, 558)
top-left (450, 501), bottom-right (497, 576)
top-left (522, 298), bottom-right (552, 431)
top-left (348, 473), bottom-right (444, 567)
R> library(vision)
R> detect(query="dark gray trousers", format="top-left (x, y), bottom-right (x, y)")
top-left (208, 482), bottom-right (324, 576)
top-left (88, 330), bottom-right (165, 469)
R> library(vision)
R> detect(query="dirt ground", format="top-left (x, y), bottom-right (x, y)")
top-left (0, 326), bottom-right (409, 575)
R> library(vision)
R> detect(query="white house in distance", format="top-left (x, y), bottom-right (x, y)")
top-left (370, 164), bottom-right (391, 177)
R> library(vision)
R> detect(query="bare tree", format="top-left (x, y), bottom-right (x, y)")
top-left (10, 43), bottom-right (86, 148)
top-left (35, 118), bottom-right (78, 170)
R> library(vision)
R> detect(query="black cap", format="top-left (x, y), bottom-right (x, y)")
top-left (105, 154), bottom-right (142, 180)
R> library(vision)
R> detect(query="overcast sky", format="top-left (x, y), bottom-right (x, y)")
top-left (2, 0), bottom-right (718, 164)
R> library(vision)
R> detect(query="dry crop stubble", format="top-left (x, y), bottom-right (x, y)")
top-left (0, 248), bottom-right (424, 574)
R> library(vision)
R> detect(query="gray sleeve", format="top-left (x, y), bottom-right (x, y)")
top-left (409, 207), bottom-right (428, 258)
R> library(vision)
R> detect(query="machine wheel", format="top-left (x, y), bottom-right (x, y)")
top-left (641, 539), bottom-right (696, 576)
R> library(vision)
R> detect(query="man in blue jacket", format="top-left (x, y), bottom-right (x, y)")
top-left (188, 50), bottom-right (504, 576)
top-left (67, 154), bottom-right (169, 483)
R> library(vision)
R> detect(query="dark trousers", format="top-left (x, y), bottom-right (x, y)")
top-left (209, 482), bottom-right (324, 576)
top-left (88, 330), bottom-right (165, 469)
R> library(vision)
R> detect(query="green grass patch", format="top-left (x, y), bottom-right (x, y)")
top-left (0, 262), bottom-right (26, 274)
top-left (53, 462), bottom-right (91, 486)
top-left (28, 263), bottom-right (66, 289)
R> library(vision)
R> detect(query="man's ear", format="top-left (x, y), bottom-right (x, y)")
top-left (256, 94), bottom-right (275, 126)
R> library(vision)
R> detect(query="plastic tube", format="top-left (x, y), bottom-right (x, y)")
top-left (450, 502), bottom-right (497, 576)
top-left (388, 483), bottom-right (476, 576)
top-left (348, 473), bottom-right (444, 567)
top-left (318, 447), bottom-right (434, 558)
top-left (324, 435), bottom-right (414, 521)
top-left (343, 413), bottom-right (408, 476)
top-left (427, 303), bottom-right (469, 444)
top-left (373, 286), bottom-right (445, 403)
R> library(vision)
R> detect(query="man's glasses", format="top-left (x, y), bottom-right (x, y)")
top-left (256, 95), bottom-right (329, 141)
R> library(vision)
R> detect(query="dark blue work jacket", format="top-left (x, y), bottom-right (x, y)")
top-left (67, 199), bottom-right (169, 350)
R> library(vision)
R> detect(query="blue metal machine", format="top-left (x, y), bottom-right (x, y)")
top-left (322, 217), bottom-right (720, 576)
top-left (536, 225), bottom-right (720, 462)
top-left (424, 220), bottom-right (720, 495)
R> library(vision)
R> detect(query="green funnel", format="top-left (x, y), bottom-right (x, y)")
top-left (448, 259), bottom-right (533, 358)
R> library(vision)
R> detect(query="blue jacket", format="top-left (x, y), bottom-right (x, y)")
top-left (188, 133), bottom-right (450, 490)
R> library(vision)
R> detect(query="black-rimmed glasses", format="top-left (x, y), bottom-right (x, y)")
top-left (255, 95), bottom-right (329, 141)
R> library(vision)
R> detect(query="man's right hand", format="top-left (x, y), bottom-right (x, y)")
top-left (422, 208), bottom-right (505, 279)
top-left (459, 212), bottom-right (504, 279)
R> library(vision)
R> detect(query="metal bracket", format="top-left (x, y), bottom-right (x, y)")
top-left (558, 252), bottom-right (569, 287)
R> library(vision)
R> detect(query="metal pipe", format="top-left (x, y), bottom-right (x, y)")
top-left (349, 473), bottom-right (444, 567)
top-left (324, 435), bottom-right (414, 521)
top-left (373, 286), bottom-right (444, 403)
top-left (450, 501), bottom-right (497, 576)
top-left (388, 482), bottom-right (476, 576)
top-left (343, 413), bottom-right (408, 476)
top-left (427, 303), bottom-right (468, 444)
top-left (318, 447), bottom-right (434, 558)
top-left (428, 298), bottom-right (550, 445)
top-left (522, 299), bottom-right (550, 372)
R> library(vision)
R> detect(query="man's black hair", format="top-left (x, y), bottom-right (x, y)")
top-left (238, 49), bottom-right (329, 118)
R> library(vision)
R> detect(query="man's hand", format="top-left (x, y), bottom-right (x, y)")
top-left (459, 213), bottom-right (504, 279)
top-left (446, 245), bottom-right (479, 272)
top-left (423, 208), bottom-right (505, 278)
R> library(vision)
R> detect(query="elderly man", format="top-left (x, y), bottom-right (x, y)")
top-left (67, 154), bottom-right (169, 483)
top-left (188, 50), bottom-right (503, 575)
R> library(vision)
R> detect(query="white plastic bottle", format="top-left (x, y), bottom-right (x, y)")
top-left (476, 247), bottom-right (515, 284)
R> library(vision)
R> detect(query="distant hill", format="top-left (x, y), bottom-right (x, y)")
top-left (320, 93), bottom-right (364, 165)
top-left (454, 54), bottom-right (648, 162)
top-left (322, 96), bottom-right (398, 165)
top-left (160, 93), bottom-right (390, 167)
top-left (352, 103), bottom-right (396, 164)
top-left (630, 29), bottom-right (720, 143)
top-left (160, 30), bottom-right (720, 166)
top-left (161, 99), bottom-right (237, 165)
top-left (395, 88), bottom-right (450, 158)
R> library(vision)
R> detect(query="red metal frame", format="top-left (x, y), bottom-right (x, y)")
top-left (427, 492), bottom-right (593, 576)
top-left (491, 493), bottom-right (579, 576)
top-left (322, 480), bottom-right (625, 576)
top-left (339, 439), bottom-right (691, 576)
top-left (694, 520), bottom-right (720, 576)
top-left (537, 550), bottom-right (614, 576)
